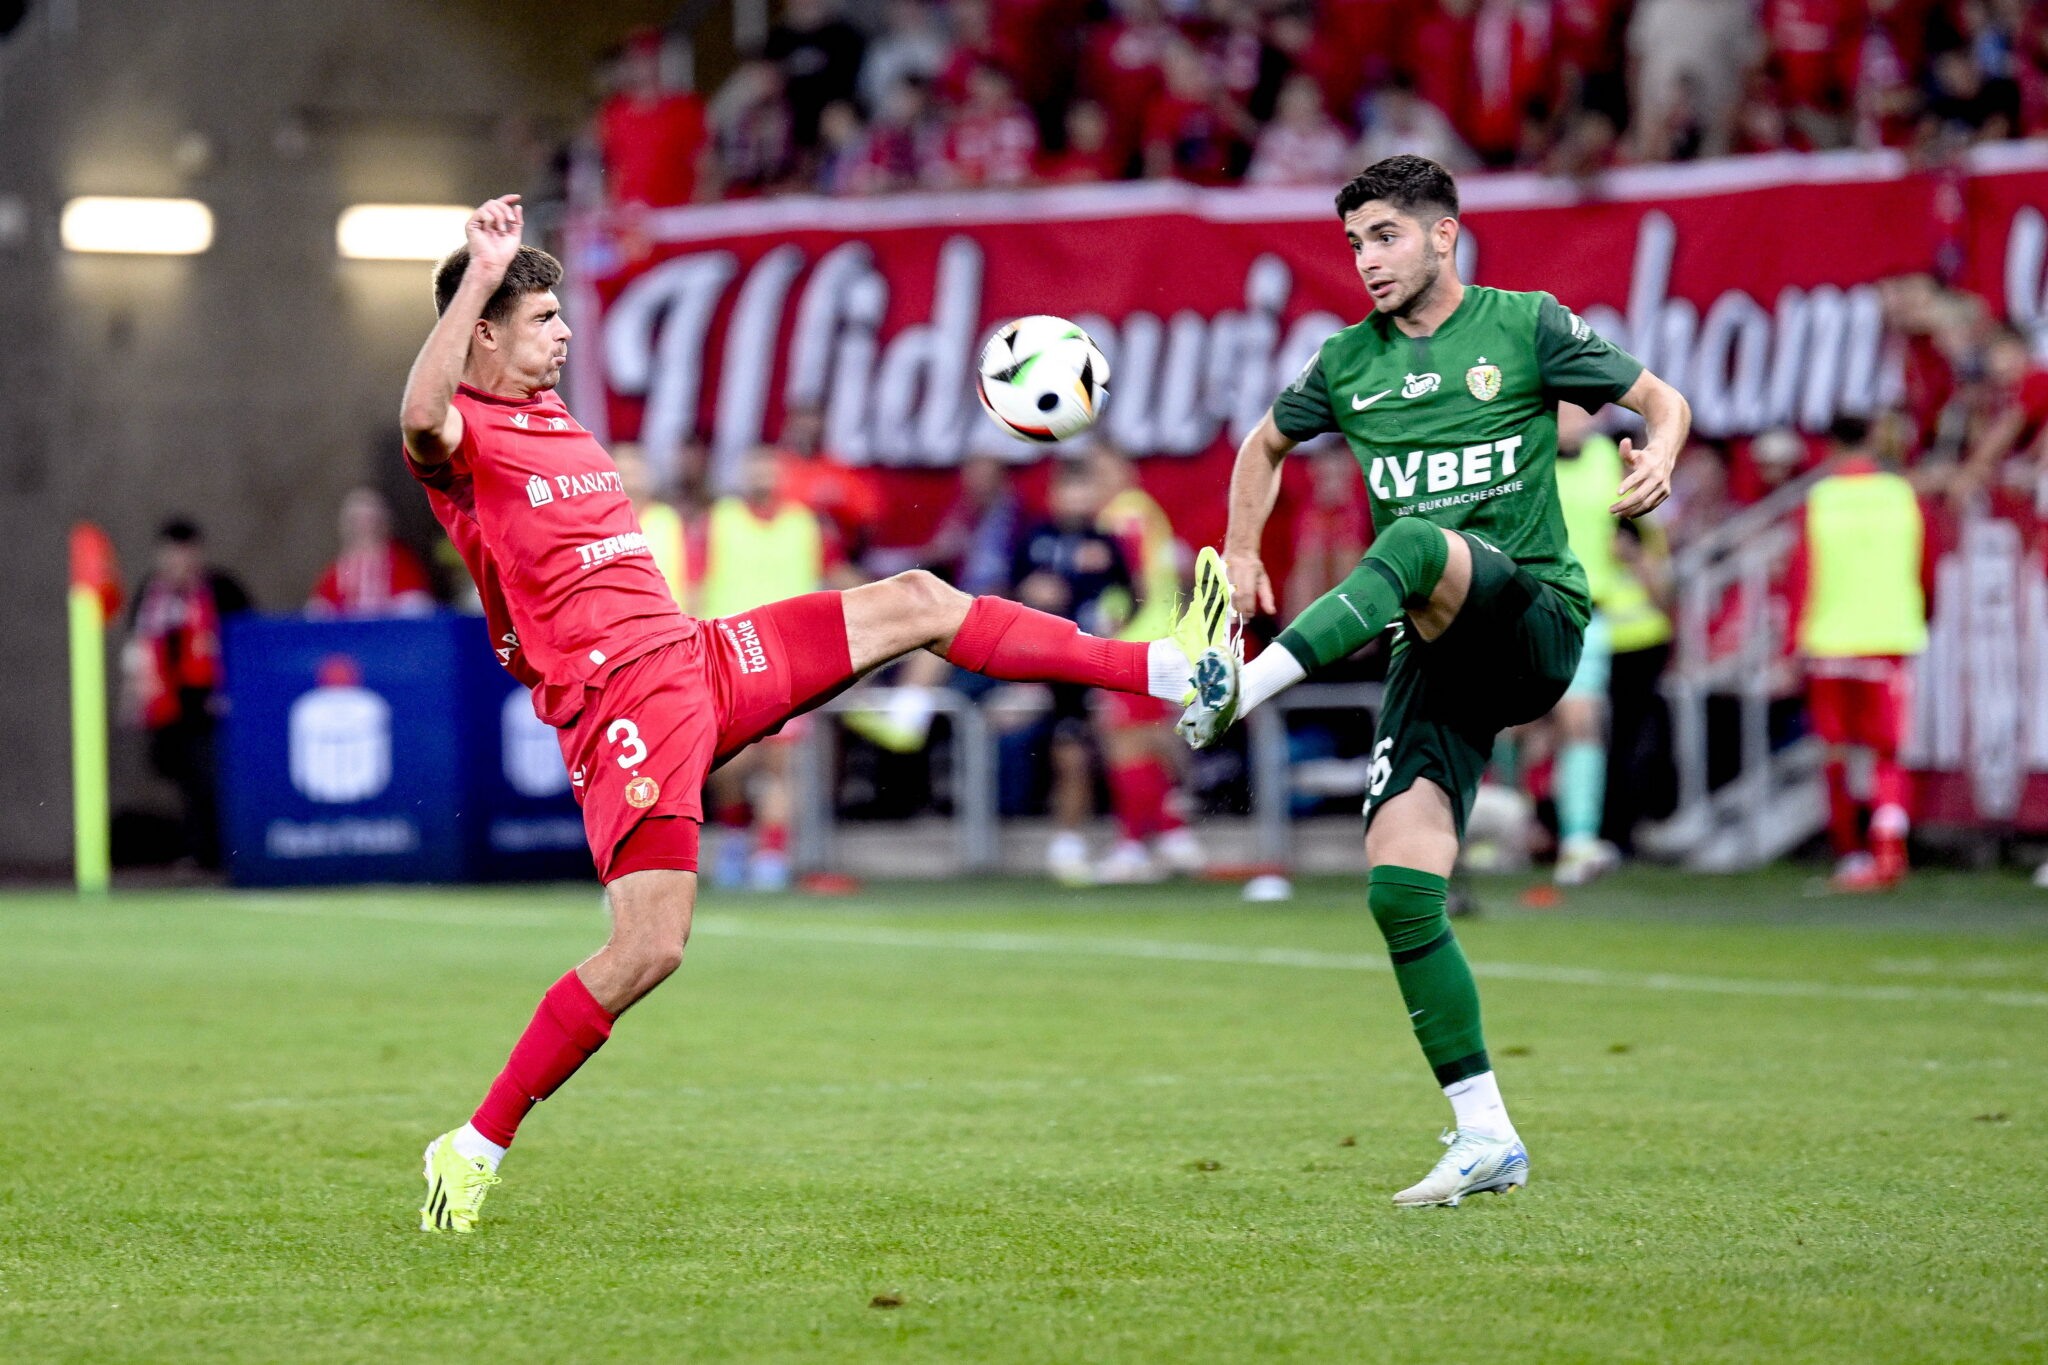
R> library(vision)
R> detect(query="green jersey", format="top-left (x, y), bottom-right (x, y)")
top-left (1271, 286), bottom-right (1644, 626)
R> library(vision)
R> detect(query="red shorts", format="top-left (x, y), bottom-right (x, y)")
top-left (1097, 690), bottom-right (1174, 730)
top-left (557, 591), bottom-right (857, 881)
top-left (1806, 656), bottom-right (1909, 752)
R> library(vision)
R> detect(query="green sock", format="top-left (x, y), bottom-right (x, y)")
top-left (1557, 740), bottom-right (1606, 843)
top-left (1276, 518), bottom-right (1448, 670)
top-left (1368, 866), bottom-right (1489, 1086)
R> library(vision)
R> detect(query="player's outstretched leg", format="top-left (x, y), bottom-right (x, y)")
top-left (839, 568), bottom-right (1222, 699)
top-left (1180, 523), bottom-right (1472, 749)
top-left (421, 865), bottom-right (695, 1233)
top-left (1366, 781), bottom-right (1528, 1209)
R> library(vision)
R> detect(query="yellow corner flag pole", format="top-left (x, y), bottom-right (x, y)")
top-left (69, 524), bottom-right (119, 897)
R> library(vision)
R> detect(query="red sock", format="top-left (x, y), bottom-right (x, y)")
top-left (1109, 756), bottom-right (1176, 841)
top-left (1823, 758), bottom-right (1860, 858)
top-left (758, 822), bottom-right (789, 854)
top-left (945, 597), bottom-right (1148, 693)
top-left (470, 971), bottom-right (616, 1148)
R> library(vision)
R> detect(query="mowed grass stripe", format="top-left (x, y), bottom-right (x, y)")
top-left (219, 897), bottom-right (2048, 1009)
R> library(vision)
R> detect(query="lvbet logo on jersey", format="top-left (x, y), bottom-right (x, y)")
top-left (1367, 435), bottom-right (1527, 501)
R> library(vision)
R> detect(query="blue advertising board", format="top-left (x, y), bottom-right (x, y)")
top-left (219, 613), bottom-right (592, 885)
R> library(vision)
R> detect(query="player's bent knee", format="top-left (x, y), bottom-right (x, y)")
top-left (1373, 516), bottom-right (1446, 557)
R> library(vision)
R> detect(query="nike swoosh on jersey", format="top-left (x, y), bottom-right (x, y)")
top-left (1352, 389), bottom-right (1394, 410)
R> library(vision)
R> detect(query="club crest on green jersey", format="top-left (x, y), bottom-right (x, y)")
top-left (1466, 361), bottom-right (1503, 401)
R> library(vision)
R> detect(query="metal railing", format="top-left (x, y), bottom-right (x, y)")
top-left (792, 681), bottom-right (1383, 875)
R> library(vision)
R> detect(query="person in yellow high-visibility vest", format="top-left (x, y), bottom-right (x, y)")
top-left (613, 443), bottom-right (689, 607)
top-left (694, 445), bottom-right (840, 891)
top-left (1087, 442), bottom-right (1205, 883)
top-left (1791, 416), bottom-right (1928, 892)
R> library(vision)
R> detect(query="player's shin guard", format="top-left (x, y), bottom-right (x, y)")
top-left (945, 595), bottom-right (1149, 693)
top-left (1369, 866), bottom-right (1489, 1086)
top-left (470, 971), bottom-right (616, 1148)
top-left (1275, 518), bottom-right (1449, 671)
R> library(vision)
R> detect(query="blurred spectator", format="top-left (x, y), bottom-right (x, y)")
top-left (614, 443), bottom-right (689, 606)
top-left (1035, 99), bottom-right (1121, 183)
top-left (1284, 445), bottom-right (1370, 617)
top-left (1787, 417), bottom-right (1928, 891)
top-left (706, 60), bottom-right (795, 196)
top-left (1354, 74), bottom-right (1478, 173)
top-left (1089, 441), bottom-right (1202, 883)
top-left (1663, 440), bottom-right (1732, 551)
top-left (1013, 460), bottom-right (1133, 884)
top-left (1730, 425), bottom-right (1816, 504)
top-left (595, 29), bottom-right (708, 208)
top-left (1544, 108), bottom-right (1623, 177)
top-left (816, 100), bottom-right (874, 194)
top-left (920, 453), bottom-right (1025, 595)
top-left (1466, 0), bottom-right (1557, 166)
top-left (859, 77), bottom-right (946, 192)
top-left (123, 518), bottom-right (251, 870)
top-left (935, 62), bottom-right (1040, 188)
top-left (861, 0), bottom-right (952, 112)
top-left (1628, 0), bottom-right (1753, 159)
top-left (775, 405), bottom-right (883, 569)
top-left (1247, 72), bottom-right (1351, 187)
top-left (1081, 0), bottom-right (1174, 172)
top-left (307, 487), bottom-right (433, 619)
top-left (766, 0), bottom-right (868, 150)
top-left (697, 447), bottom-right (839, 890)
top-left (1952, 323), bottom-right (2048, 506)
top-left (1142, 35), bottom-right (1253, 183)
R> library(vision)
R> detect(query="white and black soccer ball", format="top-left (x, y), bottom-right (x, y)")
top-left (975, 315), bottom-right (1110, 444)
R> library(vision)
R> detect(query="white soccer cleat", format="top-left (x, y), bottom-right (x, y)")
top-left (1153, 826), bottom-right (1206, 876)
top-left (1553, 836), bottom-right (1620, 887)
top-left (1391, 1129), bottom-right (1529, 1208)
top-left (1176, 647), bottom-right (1242, 750)
top-left (1047, 830), bottom-right (1094, 887)
top-left (1095, 839), bottom-right (1165, 884)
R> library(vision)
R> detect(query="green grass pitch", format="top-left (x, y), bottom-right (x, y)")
top-left (4, 868), bottom-right (2046, 1363)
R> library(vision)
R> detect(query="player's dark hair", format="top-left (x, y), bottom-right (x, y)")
top-left (1335, 155), bottom-right (1459, 225)
top-left (1827, 415), bottom-right (1872, 449)
top-left (158, 516), bottom-right (202, 544)
top-left (432, 244), bottom-right (564, 324)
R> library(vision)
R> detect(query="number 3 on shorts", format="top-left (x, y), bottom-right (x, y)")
top-left (1362, 736), bottom-right (1394, 819)
top-left (606, 717), bottom-right (649, 769)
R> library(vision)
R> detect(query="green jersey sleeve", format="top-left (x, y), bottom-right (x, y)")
top-left (1535, 294), bottom-right (1644, 412)
top-left (1271, 345), bottom-right (1339, 442)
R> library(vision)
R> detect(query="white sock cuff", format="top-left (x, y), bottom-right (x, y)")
top-left (1147, 638), bottom-right (1193, 701)
top-left (1239, 646), bottom-right (1308, 716)
top-left (453, 1122), bottom-right (509, 1170)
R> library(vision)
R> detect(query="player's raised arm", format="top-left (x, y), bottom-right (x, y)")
top-left (399, 195), bottom-right (524, 466)
top-left (1609, 368), bottom-right (1691, 519)
top-left (1222, 411), bottom-right (1298, 618)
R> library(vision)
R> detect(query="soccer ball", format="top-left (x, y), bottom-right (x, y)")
top-left (975, 315), bottom-right (1110, 444)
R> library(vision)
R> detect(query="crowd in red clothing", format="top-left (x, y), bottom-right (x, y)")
top-left (589, 0), bottom-right (2048, 206)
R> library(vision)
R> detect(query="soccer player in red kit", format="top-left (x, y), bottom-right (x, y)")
top-left (403, 196), bottom-right (1228, 1232)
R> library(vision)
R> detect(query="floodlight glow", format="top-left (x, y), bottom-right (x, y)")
top-left (336, 204), bottom-right (471, 261)
top-left (61, 197), bottom-right (214, 254)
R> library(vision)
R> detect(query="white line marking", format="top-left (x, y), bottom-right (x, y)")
top-left (691, 920), bottom-right (2048, 1010)
top-left (211, 899), bottom-right (2048, 1010)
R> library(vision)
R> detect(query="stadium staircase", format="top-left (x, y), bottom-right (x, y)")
top-left (1639, 471), bottom-right (1831, 871)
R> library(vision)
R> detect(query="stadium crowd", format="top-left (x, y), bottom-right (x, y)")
top-left (583, 0), bottom-right (2048, 206)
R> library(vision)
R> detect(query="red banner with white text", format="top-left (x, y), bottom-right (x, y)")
top-left (569, 147), bottom-right (2048, 557)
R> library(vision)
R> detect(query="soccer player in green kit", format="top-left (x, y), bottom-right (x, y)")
top-left (1180, 156), bottom-right (1691, 1206)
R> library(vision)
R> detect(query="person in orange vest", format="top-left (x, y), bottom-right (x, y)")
top-left (694, 445), bottom-right (845, 890)
top-left (1787, 416), bottom-right (1930, 892)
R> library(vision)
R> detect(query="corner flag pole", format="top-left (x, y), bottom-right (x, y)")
top-left (69, 524), bottom-right (120, 897)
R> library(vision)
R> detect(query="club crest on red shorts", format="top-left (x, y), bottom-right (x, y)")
top-left (624, 775), bottom-right (660, 809)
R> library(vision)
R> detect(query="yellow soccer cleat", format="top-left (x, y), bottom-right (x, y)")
top-left (420, 1131), bottom-right (501, 1233)
top-left (1166, 546), bottom-right (1238, 704)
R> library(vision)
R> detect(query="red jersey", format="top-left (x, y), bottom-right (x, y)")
top-left (409, 384), bottom-right (695, 725)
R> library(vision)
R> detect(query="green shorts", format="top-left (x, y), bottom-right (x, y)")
top-left (1363, 533), bottom-right (1587, 837)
